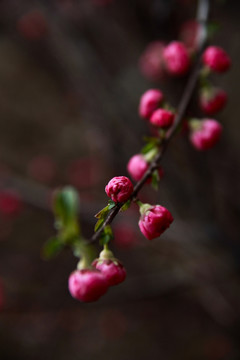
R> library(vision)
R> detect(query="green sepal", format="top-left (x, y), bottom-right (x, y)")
top-left (189, 118), bottom-right (202, 131)
top-left (42, 236), bottom-right (64, 260)
top-left (73, 241), bottom-right (98, 269)
top-left (139, 203), bottom-right (152, 216)
top-left (99, 225), bottom-right (114, 246)
top-left (121, 199), bottom-right (131, 211)
top-left (108, 200), bottom-right (116, 209)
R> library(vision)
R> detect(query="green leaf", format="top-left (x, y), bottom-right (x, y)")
top-left (42, 237), bottom-right (64, 260)
top-left (95, 205), bottom-right (109, 219)
top-left (121, 199), bottom-right (131, 211)
top-left (151, 169), bottom-right (160, 191)
top-left (94, 202), bottom-right (116, 231)
top-left (141, 141), bottom-right (157, 155)
top-left (108, 200), bottom-right (116, 210)
top-left (94, 218), bottom-right (105, 232)
top-left (53, 186), bottom-right (79, 226)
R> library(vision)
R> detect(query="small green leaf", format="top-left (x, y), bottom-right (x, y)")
top-left (94, 202), bottom-right (116, 231)
top-left (42, 237), bottom-right (64, 259)
top-left (141, 141), bottom-right (157, 155)
top-left (121, 200), bottom-right (131, 211)
top-left (94, 218), bottom-right (105, 232)
top-left (108, 200), bottom-right (116, 210)
top-left (151, 169), bottom-right (160, 191)
top-left (53, 186), bottom-right (79, 226)
top-left (95, 205), bottom-right (109, 219)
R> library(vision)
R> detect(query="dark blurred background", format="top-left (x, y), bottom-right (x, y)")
top-left (0, 0), bottom-right (240, 359)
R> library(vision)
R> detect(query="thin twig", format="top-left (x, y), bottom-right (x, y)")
top-left (90, 0), bottom-right (210, 244)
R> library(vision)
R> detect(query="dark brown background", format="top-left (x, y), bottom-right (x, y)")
top-left (0, 1), bottom-right (240, 359)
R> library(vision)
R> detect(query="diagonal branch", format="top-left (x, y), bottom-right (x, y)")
top-left (89, 0), bottom-right (210, 244)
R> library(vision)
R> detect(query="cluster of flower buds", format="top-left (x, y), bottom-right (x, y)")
top-left (68, 247), bottom-right (126, 302)
top-left (138, 18), bottom-right (204, 81)
top-left (49, 27), bottom-right (230, 304)
top-left (189, 45), bottom-right (231, 150)
top-left (139, 43), bottom-right (230, 150)
top-left (68, 173), bottom-right (174, 302)
top-left (139, 40), bottom-right (191, 80)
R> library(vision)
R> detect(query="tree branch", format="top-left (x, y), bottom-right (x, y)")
top-left (89, 0), bottom-right (210, 244)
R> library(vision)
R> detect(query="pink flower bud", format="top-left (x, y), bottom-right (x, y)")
top-left (200, 88), bottom-right (227, 115)
top-left (105, 176), bottom-right (133, 203)
top-left (68, 269), bottom-right (108, 302)
top-left (190, 119), bottom-right (222, 151)
top-left (92, 259), bottom-right (126, 286)
top-left (202, 46), bottom-right (231, 73)
top-left (138, 41), bottom-right (165, 81)
top-left (139, 89), bottom-right (164, 119)
top-left (139, 204), bottom-right (173, 240)
top-left (127, 154), bottom-right (148, 181)
top-left (150, 108), bottom-right (175, 128)
top-left (163, 41), bottom-right (190, 76)
top-left (127, 154), bottom-right (164, 183)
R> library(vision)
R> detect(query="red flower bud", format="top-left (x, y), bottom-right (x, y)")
top-left (127, 154), bottom-right (164, 183)
top-left (138, 41), bottom-right (165, 81)
top-left (139, 204), bottom-right (173, 240)
top-left (68, 269), bottom-right (108, 302)
top-left (190, 119), bottom-right (222, 150)
top-left (92, 259), bottom-right (126, 286)
top-left (150, 108), bottom-right (175, 128)
top-left (163, 41), bottom-right (190, 76)
top-left (199, 88), bottom-right (227, 115)
top-left (105, 176), bottom-right (133, 203)
top-left (139, 89), bottom-right (164, 119)
top-left (202, 46), bottom-right (231, 73)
